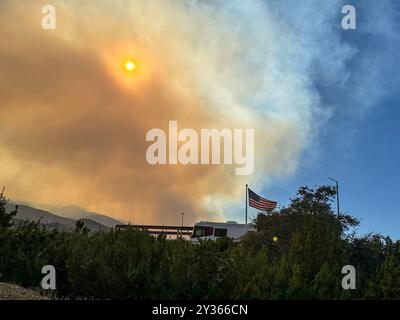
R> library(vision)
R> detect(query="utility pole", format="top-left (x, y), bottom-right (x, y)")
top-left (328, 177), bottom-right (340, 215)
top-left (180, 212), bottom-right (184, 239)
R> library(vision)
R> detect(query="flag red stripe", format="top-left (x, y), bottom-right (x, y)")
top-left (249, 203), bottom-right (275, 211)
top-left (249, 198), bottom-right (276, 205)
top-left (249, 199), bottom-right (276, 210)
top-left (259, 199), bottom-right (277, 205)
top-left (249, 200), bottom-right (275, 207)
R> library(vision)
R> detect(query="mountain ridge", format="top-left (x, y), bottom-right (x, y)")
top-left (6, 203), bottom-right (110, 232)
top-left (9, 200), bottom-right (124, 228)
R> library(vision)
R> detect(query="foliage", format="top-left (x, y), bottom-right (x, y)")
top-left (0, 185), bottom-right (398, 299)
top-left (0, 189), bottom-right (17, 229)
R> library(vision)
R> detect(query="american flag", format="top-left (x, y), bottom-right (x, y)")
top-left (248, 188), bottom-right (277, 211)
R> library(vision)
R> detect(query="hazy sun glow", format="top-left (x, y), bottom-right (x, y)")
top-left (125, 61), bottom-right (136, 71)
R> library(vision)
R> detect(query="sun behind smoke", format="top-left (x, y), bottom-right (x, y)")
top-left (125, 61), bottom-right (136, 72)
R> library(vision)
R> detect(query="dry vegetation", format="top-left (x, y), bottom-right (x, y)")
top-left (0, 282), bottom-right (49, 300)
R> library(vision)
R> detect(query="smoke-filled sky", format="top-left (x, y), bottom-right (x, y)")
top-left (1, 1), bottom-right (399, 235)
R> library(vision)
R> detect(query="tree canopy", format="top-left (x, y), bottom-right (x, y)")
top-left (0, 185), bottom-right (398, 299)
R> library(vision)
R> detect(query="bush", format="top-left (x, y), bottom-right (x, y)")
top-left (0, 186), bottom-right (398, 299)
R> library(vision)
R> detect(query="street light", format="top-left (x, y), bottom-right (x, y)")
top-left (180, 212), bottom-right (184, 239)
top-left (328, 177), bottom-right (340, 215)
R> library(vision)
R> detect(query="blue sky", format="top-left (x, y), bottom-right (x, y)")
top-left (249, 0), bottom-right (400, 239)
top-left (264, 99), bottom-right (400, 239)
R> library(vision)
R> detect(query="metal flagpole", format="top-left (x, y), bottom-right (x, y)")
top-left (245, 184), bottom-right (248, 226)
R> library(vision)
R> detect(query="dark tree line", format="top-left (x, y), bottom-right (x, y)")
top-left (0, 186), bottom-right (399, 299)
